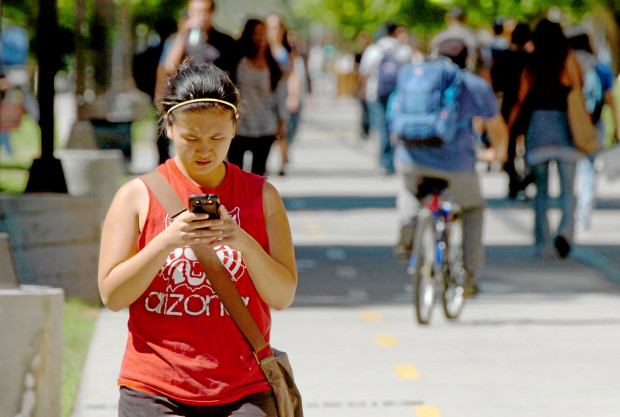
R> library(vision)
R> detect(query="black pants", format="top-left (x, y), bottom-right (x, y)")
top-left (118, 386), bottom-right (278, 417)
top-left (227, 135), bottom-right (276, 176)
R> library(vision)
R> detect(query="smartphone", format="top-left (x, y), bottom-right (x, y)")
top-left (188, 194), bottom-right (220, 219)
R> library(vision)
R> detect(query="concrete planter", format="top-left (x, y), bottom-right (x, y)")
top-left (0, 194), bottom-right (101, 303)
top-left (54, 148), bottom-right (124, 219)
top-left (0, 285), bottom-right (64, 417)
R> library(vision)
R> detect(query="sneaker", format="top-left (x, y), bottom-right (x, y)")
top-left (393, 244), bottom-right (411, 262)
top-left (554, 235), bottom-right (571, 259)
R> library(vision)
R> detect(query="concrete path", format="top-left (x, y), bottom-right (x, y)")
top-left (71, 95), bottom-right (620, 417)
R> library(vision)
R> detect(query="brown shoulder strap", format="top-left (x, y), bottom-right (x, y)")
top-left (141, 170), bottom-right (187, 221)
top-left (140, 169), bottom-right (270, 355)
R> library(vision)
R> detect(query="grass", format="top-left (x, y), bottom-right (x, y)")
top-left (61, 298), bottom-right (100, 417)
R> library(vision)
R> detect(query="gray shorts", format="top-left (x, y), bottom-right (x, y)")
top-left (118, 386), bottom-right (277, 417)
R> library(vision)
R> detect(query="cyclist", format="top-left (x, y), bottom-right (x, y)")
top-left (393, 41), bottom-right (508, 296)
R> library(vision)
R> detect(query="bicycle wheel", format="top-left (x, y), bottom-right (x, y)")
top-left (442, 212), bottom-right (466, 320)
top-left (411, 210), bottom-right (436, 325)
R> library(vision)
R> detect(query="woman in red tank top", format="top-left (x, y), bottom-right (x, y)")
top-left (98, 63), bottom-right (298, 416)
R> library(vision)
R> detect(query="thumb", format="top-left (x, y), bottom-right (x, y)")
top-left (218, 204), bottom-right (231, 220)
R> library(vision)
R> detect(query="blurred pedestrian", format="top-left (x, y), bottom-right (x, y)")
top-left (568, 31), bottom-right (619, 232)
top-left (354, 31), bottom-right (372, 140)
top-left (491, 22), bottom-right (535, 199)
top-left (508, 19), bottom-right (583, 258)
top-left (227, 19), bottom-right (286, 176)
top-left (391, 42), bottom-right (508, 296)
top-left (359, 22), bottom-right (412, 175)
top-left (159, 0), bottom-right (236, 77)
top-left (429, 7), bottom-right (479, 72)
top-left (279, 30), bottom-right (313, 176)
top-left (98, 63), bottom-right (297, 416)
top-left (265, 13), bottom-right (291, 72)
top-left (0, 22), bottom-right (37, 155)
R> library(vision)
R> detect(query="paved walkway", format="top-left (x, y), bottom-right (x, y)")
top-left (71, 95), bottom-right (620, 417)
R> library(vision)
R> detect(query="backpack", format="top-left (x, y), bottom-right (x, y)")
top-left (583, 67), bottom-right (603, 124)
top-left (1, 25), bottom-right (29, 67)
top-left (376, 48), bottom-right (401, 99)
top-left (387, 59), bottom-right (465, 145)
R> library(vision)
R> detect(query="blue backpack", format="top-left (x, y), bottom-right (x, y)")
top-left (583, 67), bottom-right (603, 123)
top-left (1, 25), bottom-right (29, 68)
top-left (387, 59), bottom-right (464, 145)
top-left (376, 49), bottom-right (400, 99)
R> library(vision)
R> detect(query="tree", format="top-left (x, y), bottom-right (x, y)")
top-left (294, 0), bottom-right (619, 39)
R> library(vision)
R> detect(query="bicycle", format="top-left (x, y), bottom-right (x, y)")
top-left (407, 177), bottom-right (466, 325)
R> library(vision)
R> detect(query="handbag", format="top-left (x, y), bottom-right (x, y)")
top-left (141, 170), bottom-right (303, 417)
top-left (565, 54), bottom-right (598, 155)
top-left (567, 87), bottom-right (598, 154)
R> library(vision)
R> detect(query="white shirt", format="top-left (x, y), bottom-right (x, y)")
top-left (359, 37), bottom-right (413, 102)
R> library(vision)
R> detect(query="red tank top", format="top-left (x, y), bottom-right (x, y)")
top-left (118, 160), bottom-right (272, 405)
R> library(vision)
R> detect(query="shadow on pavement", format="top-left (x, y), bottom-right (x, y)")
top-left (292, 244), bottom-right (620, 309)
top-left (284, 196), bottom-right (396, 211)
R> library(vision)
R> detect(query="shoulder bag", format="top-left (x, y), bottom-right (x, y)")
top-left (565, 53), bottom-right (598, 155)
top-left (141, 170), bottom-right (303, 417)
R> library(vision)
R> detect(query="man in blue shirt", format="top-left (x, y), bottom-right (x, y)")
top-left (394, 42), bottom-right (508, 296)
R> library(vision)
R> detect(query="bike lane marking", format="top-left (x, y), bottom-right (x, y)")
top-left (393, 363), bottom-right (421, 380)
top-left (361, 310), bottom-right (382, 322)
top-left (414, 404), bottom-right (442, 416)
top-left (374, 334), bottom-right (399, 347)
top-left (301, 212), bottom-right (326, 237)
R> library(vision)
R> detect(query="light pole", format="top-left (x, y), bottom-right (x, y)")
top-left (24, 0), bottom-right (67, 193)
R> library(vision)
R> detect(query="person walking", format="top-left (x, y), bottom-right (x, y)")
top-left (359, 22), bottom-right (412, 175)
top-left (392, 42), bottom-right (508, 297)
top-left (508, 19), bottom-right (583, 258)
top-left (568, 31), bottom-right (619, 232)
top-left (227, 19), bottom-right (286, 176)
top-left (491, 22), bottom-right (535, 199)
top-left (98, 63), bottom-right (297, 416)
top-left (279, 30), bottom-right (313, 176)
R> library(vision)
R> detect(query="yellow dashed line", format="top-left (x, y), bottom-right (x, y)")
top-left (374, 334), bottom-right (399, 347)
top-left (393, 363), bottom-right (420, 380)
top-left (414, 404), bottom-right (442, 417)
top-left (361, 310), bottom-right (382, 322)
top-left (305, 223), bottom-right (326, 237)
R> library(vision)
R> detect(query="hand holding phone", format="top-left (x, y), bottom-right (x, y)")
top-left (188, 194), bottom-right (220, 219)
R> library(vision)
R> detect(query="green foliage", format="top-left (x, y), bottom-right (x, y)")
top-left (295, 0), bottom-right (404, 39)
top-left (294, 0), bottom-right (608, 40)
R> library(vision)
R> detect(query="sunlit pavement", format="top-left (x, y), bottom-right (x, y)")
top-left (72, 95), bottom-right (620, 417)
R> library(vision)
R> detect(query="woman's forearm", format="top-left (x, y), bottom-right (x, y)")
top-left (99, 232), bottom-right (173, 311)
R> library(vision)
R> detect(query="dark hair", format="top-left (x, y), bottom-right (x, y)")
top-left (568, 33), bottom-right (593, 54)
top-left (493, 17), bottom-right (505, 36)
top-left (437, 39), bottom-right (468, 69)
top-left (158, 62), bottom-right (240, 127)
top-left (528, 19), bottom-right (569, 95)
top-left (236, 18), bottom-right (282, 91)
top-left (511, 22), bottom-right (531, 47)
top-left (385, 22), bottom-right (398, 36)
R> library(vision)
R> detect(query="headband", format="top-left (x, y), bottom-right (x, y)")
top-left (166, 98), bottom-right (238, 117)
